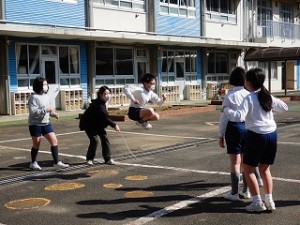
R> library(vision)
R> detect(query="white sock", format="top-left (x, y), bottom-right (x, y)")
top-left (252, 195), bottom-right (262, 204)
top-left (265, 194), bottom-right (273, 202)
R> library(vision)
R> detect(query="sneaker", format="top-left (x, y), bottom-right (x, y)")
top-left (223, 192), bottom-right (240, 201)
top-left (105, 159), bottom-right (115, 165)
top-left (54, 161), bottom-right (69, 169)
top-left (135, 121), bottom-right (152, 130)
top-left (264, 200), bottom-right (276, 211)
top-left (239, 191), bottom-right (251, 199)
top-left (29, 161), bottom-right (42, 171)
top-left (86, 160), bottom-right (94, 166)
top-left (245, 202), bottom-right (266, 212)
top-left (257, 178), bottom-right (264, 187)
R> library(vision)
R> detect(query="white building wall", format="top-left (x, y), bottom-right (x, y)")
top-left (204, 23), bottom-right (241, 41)
top-left (92, 8), bottom-right (147, 32)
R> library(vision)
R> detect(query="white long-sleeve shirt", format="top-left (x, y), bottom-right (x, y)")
top-left (124, 84), bottom-right (165, 108)
top-left (223, 91), bottom-right (288, 134)
top-left (28, 93), bottom-right (56, 126)
top-left (219, 86), bottom-right (250, 137)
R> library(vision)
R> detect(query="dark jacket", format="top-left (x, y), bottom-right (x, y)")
top-left (79, 98), bottom-right (116, 131)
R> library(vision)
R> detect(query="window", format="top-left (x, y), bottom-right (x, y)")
top-left (279, 2), bottom-right (294, 39)
top-left (206, 51), bottom-right (237, 83)
top-left (95, 47), bottom-right (134, 85)
top-left (161, 50), bottom-right (197, 82)
top-left (16, 44), bottom-right (80, 89)
top-left (16, 44), bottom-right (40, 89)
top-left (93, 0), bottom-right (145, 11)
top-left (257, 0), bottom-right (272, 36)
top-left (206, 0), bottom-right (236, 23)
top-left (257, 62), bottom-right (278, 80)
top-left (59, 46), bottom-right (80, 86)
top-left (160, 0), bottom-right (196, 17)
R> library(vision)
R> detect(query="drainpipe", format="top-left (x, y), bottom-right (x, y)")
top-left (200, 0), bottom-right (206, 37)
top-left (86, 0), bottom-right (93, 28)
top-left (1, 0), bottom-right (5, 19)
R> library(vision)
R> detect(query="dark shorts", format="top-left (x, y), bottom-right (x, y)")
top-left (29, 124), bottom-right (54, 137)
top-left (243, 130), bottom-right (277, 167)
top-left (225, 121), bottom-right (246, 154)
top-left (128, 107), bottom-right (142, 121)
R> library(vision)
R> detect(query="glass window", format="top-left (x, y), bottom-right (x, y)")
top-left (207, 51), bottom-right (229, 74)
top-left (206, 0), bottom-right (236, 22)
top-left (59, 46), bottom-right (69, 74)
top-left (95, 0), bottom-right (145, 11)
top-left (96, 48), bottom-right (113, 75)
top-left (116, 48), bottom-right (133, 75)
top-left (160, 0), bottom-right (196, 17)
top-left (28, 45), bottom-right (40, 74)
top-left (70, 46), bottom-right (79, 73)
top-left (16, 45), bottom-right (28, 74)
top-left (42, 45), bottom-right (57, 55)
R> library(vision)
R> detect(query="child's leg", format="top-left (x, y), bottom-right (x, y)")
top-left (85, 131), bottom-right (100, 161)
top-left (259, 164), bottom-right (273, 194)
top-left (229, 154), bottom-right (241, 195)
top-left (243, 164), bottom-right (261, 199)
top-left (255, 167), bottom-right (263, 186)
top-left (140, 108), bottom-right (159, 121)
top-left (99, 130), bottom-right (111, 162)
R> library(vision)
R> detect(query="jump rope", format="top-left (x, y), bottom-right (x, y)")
top-left (114, 102), bottom-right (196, 170)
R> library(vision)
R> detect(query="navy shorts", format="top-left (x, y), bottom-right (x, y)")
top-left (128, 107), bottom-right (142, 121)
top-left (225, 121), bottom-right (246, 154)
top-left (243, 130), bottom-right (277, 167)
top-left (29, 124), bottom-right (54, 137)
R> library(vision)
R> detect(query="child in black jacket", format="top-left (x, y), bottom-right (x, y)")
top-left (80, 86), bottom-right (120, 165)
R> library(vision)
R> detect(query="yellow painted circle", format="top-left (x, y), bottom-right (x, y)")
top-left (45, 182), bottom-right (85, 191)
top-left (103, 183), bottom-right (123, 189)
top-left (88, 169), bottom-right (119, 177)
top-left (125, 175), bottom-right (148, 181)
top-left (5, 198), bottom-right (51, 210)
top-left (124, 191), bottom-right (154, 198)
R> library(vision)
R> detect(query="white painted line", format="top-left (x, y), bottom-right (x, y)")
top-left (117, 162), bottom-right (230, 175)
top-left (124, 186), bottom-right (231, 225)
top-left (1, 145), bottom-right (300, 184)
top-left (205, 122), bottom-right (219, 126)
top-left (0, 130), bottom-right (209, 144)
top-left (278, 141), bottom-right (300, 146)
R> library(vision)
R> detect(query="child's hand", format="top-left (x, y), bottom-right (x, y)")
top-left (220, 106), bottom-right (226, 113)
top-left (54, 113), bottom-right (59, 119)
top-left (114, 124), bottom-right (120, 132)
top-left (133, 99), bottom-right (139, 105)
top-left (219, 137), bottom-right (225, 148)
top-left (162, 93), bottom-right (167, 101)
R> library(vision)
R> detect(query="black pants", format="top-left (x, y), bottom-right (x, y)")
top-left (85, 129), bottom-right (111, 162)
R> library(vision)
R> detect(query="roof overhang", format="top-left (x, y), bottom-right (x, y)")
top-left (0, 24), bottom-right (268, 49)
top-left (244, 47), bottom-right (300, 61)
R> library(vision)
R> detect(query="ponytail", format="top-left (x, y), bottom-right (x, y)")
top-left (258, 85), bottom-right (272, 112)
top-left (246, 68), bottom-right (273, 112)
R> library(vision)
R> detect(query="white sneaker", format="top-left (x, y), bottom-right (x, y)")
top-left (223, 192), bottom-right (240, 201)
top-left (257, 178), bottom-right (264, 187)
top-left (29, 161), bottom-right (41, 171)
top-left (135, 121), bottom-right (152, 130)
top-left (264, 200), bottom-right (276, 211)
top-left (245, 202), bottom-right (266, 212)
top-left (239, 191), bottom-right (251, 199)
top-left (105, 159), bottom-right (115, 165)
top-left (86, 160), bottom-right (94, 166)
top-left (54, 161), bottom-right (69, 170)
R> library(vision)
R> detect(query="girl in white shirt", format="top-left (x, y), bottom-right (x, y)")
top-left (219, 67), bottom-right (250, 201)
top-left (223, 68), bottom-right (288, 212)
top-left (124, 73), bottom-right (166, 129)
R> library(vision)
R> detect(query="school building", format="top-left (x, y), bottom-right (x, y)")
top-left (0, 0), bottom-right (300, 115)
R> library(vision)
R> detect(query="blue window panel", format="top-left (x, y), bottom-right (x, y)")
top-left (156, 0), bottom-right (201, 37)
top-left (6, 0), bottom-right (85, 27)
